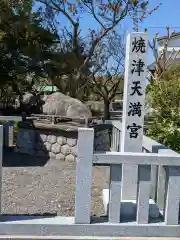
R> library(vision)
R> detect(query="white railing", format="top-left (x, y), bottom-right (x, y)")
top-left (76, 127), bottom-right (180, 227)
top-left (111, 121), bottom-right (180, 211)
top-left (0, 125), bottom-right (179, 238)
top-left (111, 121), bottom-right (122, 151)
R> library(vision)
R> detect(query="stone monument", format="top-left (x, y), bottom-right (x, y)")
top-left (102, 32), bottom-right (160, 220)
top-left (20, 92), bottom-right (92, 118)
top-left (15, 92), bottom-right (111, 160)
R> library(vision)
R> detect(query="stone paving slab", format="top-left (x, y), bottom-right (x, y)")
top-left (0, 236), bottom-right (179, 239)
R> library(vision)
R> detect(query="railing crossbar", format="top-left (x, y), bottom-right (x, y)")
top-left (93, 152), bottom-right (180, 166)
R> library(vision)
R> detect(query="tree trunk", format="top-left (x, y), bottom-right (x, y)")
top-left (103, 99), bottom-right (110, 120)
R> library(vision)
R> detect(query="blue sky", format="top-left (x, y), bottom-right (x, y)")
top-left (139, 0), bottom-right (180, 63)
top-left (36, 0), bottom-right (180, 64)
top-left (58, 0), bottom-right (180, 64)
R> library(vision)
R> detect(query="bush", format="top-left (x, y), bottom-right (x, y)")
top-left (147, 64), bottom-right (180, 153)
top-left (147, 119), bottom-right (180, 153)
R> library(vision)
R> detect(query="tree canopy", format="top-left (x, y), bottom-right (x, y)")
top-left (147, 64), bottom-right (180, 152)
top-left (0, 0), bottom-right (58, 93)
top-left (38, 0), bottom-right (151, 98)
top-left (0, 0), bottom-right (162, 119)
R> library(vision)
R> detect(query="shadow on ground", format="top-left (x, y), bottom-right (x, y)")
top-left (0, 213), bottom-right (58, 222)
top-left (3, 147), bottom-right (50, 167)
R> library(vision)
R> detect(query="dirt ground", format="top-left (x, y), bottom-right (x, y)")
top-left (1, 150), bottom-right (109, 216)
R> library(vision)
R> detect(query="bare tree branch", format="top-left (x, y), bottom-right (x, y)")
top-left (39, 0), bottom-right (77, 26)
top-left (148, 27), bottom-right (180, 81)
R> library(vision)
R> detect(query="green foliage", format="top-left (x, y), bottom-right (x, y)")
top-left (147, 64), bottom-right (180, 153)
top-left (147, 119), bottom-right (180, 153)
top-left (0, 0), bottom-right (58, 92)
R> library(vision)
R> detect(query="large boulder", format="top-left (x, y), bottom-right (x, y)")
top-left (42, 92), bottom-right (92, 118)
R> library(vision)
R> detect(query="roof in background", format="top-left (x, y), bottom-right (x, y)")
top-left (147, 58), bottom-right (180, 71)
top-left (43, 85), bottom-right (58, 92)
top-left (157, 32), bottom-right (180, 41)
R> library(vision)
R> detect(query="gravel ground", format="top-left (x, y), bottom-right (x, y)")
top-left (1, 151), bottom-right (109, 216)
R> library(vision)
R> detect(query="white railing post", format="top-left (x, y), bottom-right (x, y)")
top-left (115, 128), bottom-right (120, 151)
top-left (137, 165), bottom-right (151, 224)
top-left (165, 166), bottom-right (180, 225)
top-left (151, 145), bottom-right (168, 203)
top-left (75, 128), bottom-right (94, 224)
top-left (111, 127), bottom-right (115, 151)
top-left (109, 164), bottom-right (122, 223)
top-left (157, 148), bottom-right (179, 212)
top-left (0, 125), bottom-right (3, 213)
top-left (3, 121), bottom-right (14, 148)
top-left (111, 122), bottom-right (121, 152)
top-left (157, 165), bottom-right (167, 212)
top-left (109, 123), bottom-right (122, 223)
top-left (8, 121), bottom-right (14, 147)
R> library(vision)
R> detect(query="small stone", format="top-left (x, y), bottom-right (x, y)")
top-left (39, 134), bottom-right (47, 142)
top-left (49, 152), bottom-right (56, 158)
top-left (57, 136), bottom-right (66, 145)
top-left (56, 153), bottom-right (65, 161)
top-left (51, 143), bottom-right (61, 154)
top-left (67, 138), bottom-right (77, 147)
top-left (65, 154), bottom-right (75, 162)
top-left (47, 135), bottom-right (57, 144)
top-left (44, 142), bottom-right (51, 151)
top-left (71, 146), bottom-right (77, 156)
top-left (61, 144), bottom-right (71, 155)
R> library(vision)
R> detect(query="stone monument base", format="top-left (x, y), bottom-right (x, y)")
top-left (102, 188), bottom-right (160, 219)
top-left (15, 121), bottom-right (111, 162)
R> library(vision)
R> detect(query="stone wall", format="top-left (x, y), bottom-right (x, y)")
top-left (15, 123), bottom-right (111, 162)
